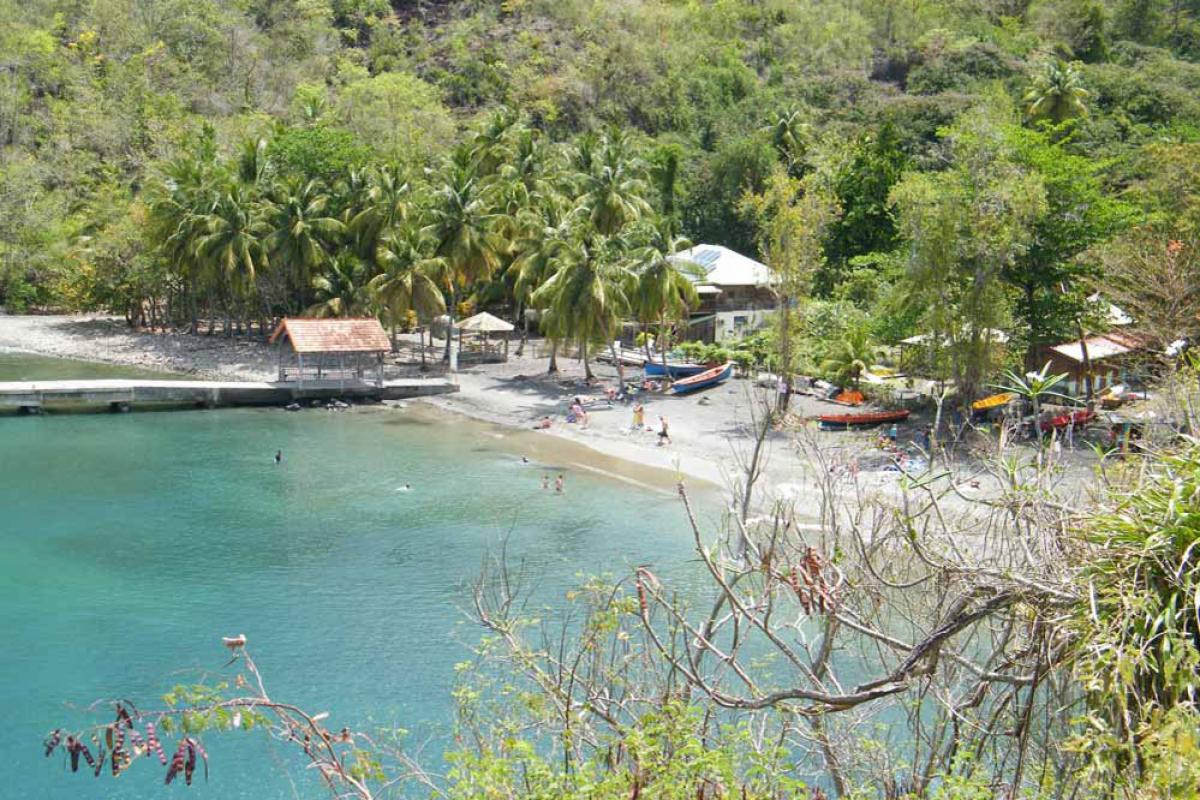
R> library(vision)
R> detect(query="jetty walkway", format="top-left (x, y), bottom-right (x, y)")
top-left (0, 377), bottom-right (457, 413)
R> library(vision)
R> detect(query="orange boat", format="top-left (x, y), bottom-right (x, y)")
top-left (818, 409), bottom-right (910, 430)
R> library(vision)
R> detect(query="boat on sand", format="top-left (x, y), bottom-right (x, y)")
top-left (819, 409), bottom-right (910, 430)
top-left (670, 363), bottom-right (733, 395)
top-left (1039, 409), bottom-right (1095, 432)
top-left (645, 361), bottom-right (708, 379)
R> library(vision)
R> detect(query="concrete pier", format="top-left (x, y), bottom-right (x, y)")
top-left (0, 378), bottom-right (457, 413)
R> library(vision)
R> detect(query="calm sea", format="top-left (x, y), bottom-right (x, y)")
top-left (0, 354), bottom-right (711, 798)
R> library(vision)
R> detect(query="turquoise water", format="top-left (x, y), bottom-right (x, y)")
top-left (0, 358), bottom-right (710, 798)
top-left (0, 351), bottom-right (197, 381)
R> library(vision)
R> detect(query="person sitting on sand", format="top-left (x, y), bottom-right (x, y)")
top-left (657, 415), bottom-right (671, 446)
top-left (534, 416), bottom-right (552, 430)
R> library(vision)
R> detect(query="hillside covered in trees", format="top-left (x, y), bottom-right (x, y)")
top-left (3, 0), bottom-right (1200, 384)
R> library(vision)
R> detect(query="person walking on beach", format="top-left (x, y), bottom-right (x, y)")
top-left (657, 415), bottom-right (671, 446)
top-left (632, 402), bottom-right (645, 431)
top-left (555, 474), bottom-right (564, 493)
top-left (888, 423), bottom-right (898, 444)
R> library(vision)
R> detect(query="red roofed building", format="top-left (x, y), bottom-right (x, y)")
top-left (1042, 330), bottom-right (1149, 397)
top-left (269, 318), bottom-right (391, 387)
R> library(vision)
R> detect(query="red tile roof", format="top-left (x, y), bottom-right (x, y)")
top-left (269, 318), bottom-right (391, 354)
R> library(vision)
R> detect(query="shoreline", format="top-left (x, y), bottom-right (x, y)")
top-left (0, 314), bottom-right (1101, 516)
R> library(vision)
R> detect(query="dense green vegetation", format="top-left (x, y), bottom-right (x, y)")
top-left (6, 0), bottom-right (1200, 389)
top-left (18, 2), bottom-right (1200, 796)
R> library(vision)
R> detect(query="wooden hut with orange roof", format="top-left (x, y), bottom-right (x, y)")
top-left (269, 317), bottom-right (392, 389)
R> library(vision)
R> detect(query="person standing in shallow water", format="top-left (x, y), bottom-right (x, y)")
top-left (274, 450), bottom-right (282, 464)
top-left (555, 474), bottom-right (564, 493)
top-left (542, 474), bottom-right (550, 490)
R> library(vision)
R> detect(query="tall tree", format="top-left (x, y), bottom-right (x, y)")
top-left (424, 149), bottom-right (502, 365)
top-left (891, 106), bottom-right (1047, 402)
top-left (741, 168), bottom-right (837, 412)
top-left (630, 220), bottom-right (701, 375)
top-left (264, 178), bottom-right (345, 313)
top-left (194, 181), bottom-right (270, 334)
top-left (531, 233), bottom-right (636, 381)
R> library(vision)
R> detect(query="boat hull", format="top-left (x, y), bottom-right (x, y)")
top-left (645, 361), bottom-right (708, 379)
top-left (670, 363), bottom-right (733, 395)
top-left (1039, 409), bottom-right (1095, 432)
top-left (818, 409), bottom-right (911, 430)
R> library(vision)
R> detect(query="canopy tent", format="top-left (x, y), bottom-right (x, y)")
top-left (456, 312), bottom-right (514, 363)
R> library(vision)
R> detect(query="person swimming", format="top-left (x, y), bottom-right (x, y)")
top-left (397, 483), bottom-right (412, 492)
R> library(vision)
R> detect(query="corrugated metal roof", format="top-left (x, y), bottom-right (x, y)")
top-left (670, 244), bottom-right (773, 287)
top-left (269, 318), bottom-right (391, 354)
top-left (1049, 332), bottom-right (1144, 364)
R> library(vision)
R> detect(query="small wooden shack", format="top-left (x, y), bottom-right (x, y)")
top-left (456, 312), bottom-right (515, 364)
top-left (270, 317), bottom-right (391, 388)
top-left (1042, 330), bottom-right (1148, 397)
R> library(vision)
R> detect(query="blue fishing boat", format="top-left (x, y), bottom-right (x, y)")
top-left (670, 362), bottom-right (733, 395)
top-left (644, 361), bottom-right (708, 379)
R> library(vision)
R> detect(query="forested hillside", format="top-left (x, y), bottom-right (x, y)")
top-left (3, 0), bottom-right (1200, 375)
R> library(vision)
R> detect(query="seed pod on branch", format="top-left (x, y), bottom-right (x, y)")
top-left (146, 722), bottom-right (166, 765)
top-left (165, 740), bottom-right (187, 785)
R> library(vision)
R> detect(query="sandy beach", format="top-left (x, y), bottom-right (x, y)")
top-left (0, 314), bottom-right (1098, 510)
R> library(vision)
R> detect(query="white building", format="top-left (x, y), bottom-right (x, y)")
top-left (670, 244), bottom-right (776, 343)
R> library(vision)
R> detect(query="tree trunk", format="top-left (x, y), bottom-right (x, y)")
top-left (778, 293), bottom-right (791, 414)
top-left (547, 340), bottom-right (558, 374)
top-left (443, 287), bottom-right (456, 365)
top-left (582, 339), bottom-right (594, 381)
top-left (659, 315), bottom-right (672, 388)
top-left (609, 338), bottom-right (626, 389)
top-left (1077, 319), bottom-right (1094, 408)
top-left (516, 302), bottom-right (528, 357)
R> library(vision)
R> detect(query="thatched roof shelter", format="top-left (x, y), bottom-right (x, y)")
top-left (456, 312), bottom-right (514, 364)
top-left (457, 312), bottom-right (515, 333)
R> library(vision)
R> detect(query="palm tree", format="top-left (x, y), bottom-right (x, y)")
top-left (424, 151), bottom-right (503, 365)
top-left (148, 154), bottom-right (219, 332)
top-left (576, 131), bottom-right (653, 236)
top-left (369, 226), bottom-right (447, 350)
top-left (1024, 60), bottom-right (1089, 124)
top-left (347, 165), bottom-right (410, 263)
top-left (470, 106), bottom-right (520, 177)
top-left (236, 136), bottom-right (269, 187)
top-left (308, 254), bottom-right (372, 318)
top-left (507, 204), bottom-right (571, 358)
top-left (630, 221), bottom-right (701, 377)
top-left (264, 178), bottom-right (345, 312)
top-left (194, 182), bottom-right (270, 335)
top-left (820, 328), bottom-right (880, 389)
top-left (531, 233), bottom-right (636, 381)
top-left (762, 107), bottom-right (808, 175)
